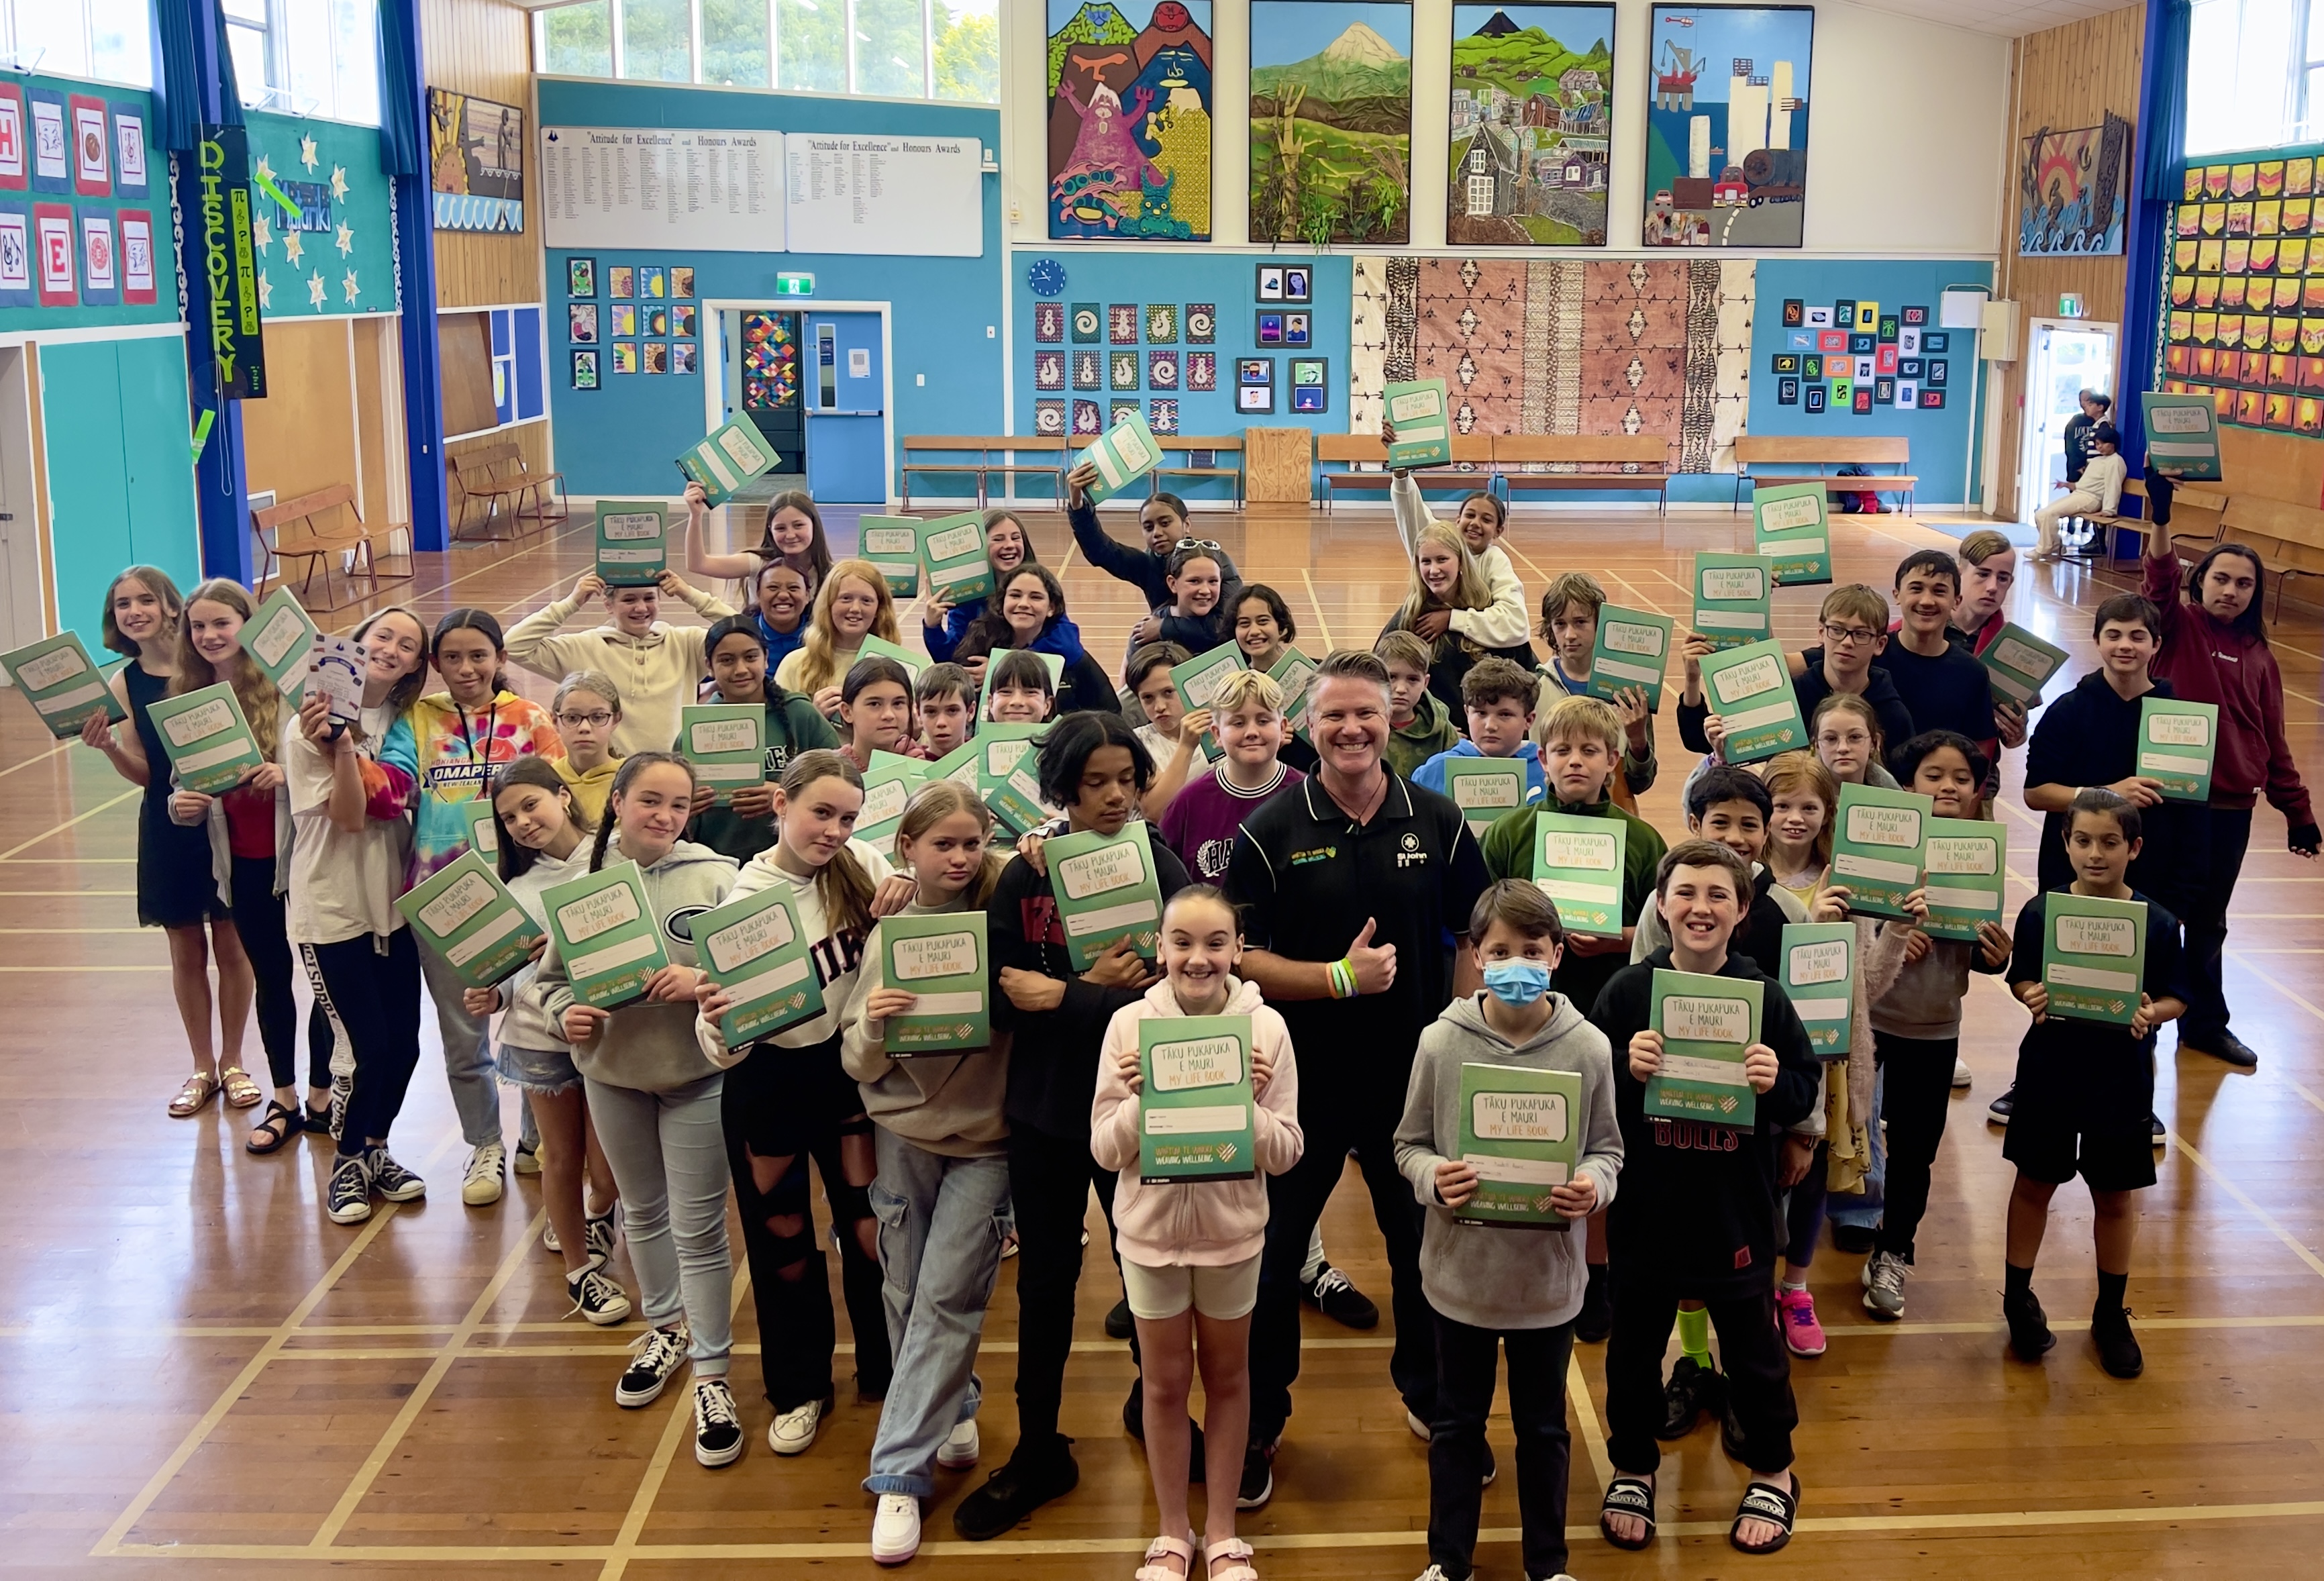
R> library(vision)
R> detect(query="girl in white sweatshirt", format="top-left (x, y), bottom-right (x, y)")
top-left (1384, 417), bottom-right (1530, 655)
top-left (505, 570), bottom-right (735, 756)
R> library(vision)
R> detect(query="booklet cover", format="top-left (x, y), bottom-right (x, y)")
top-left (679, 703), bottom-right (765, 800)
top-left (976, 722), bottom-right (1049, 835)
top-left (543, 860), bottom-right (669, 1010)
top-left (240, 584), bottom-right (319, 695)
top-left (395, 848), bottom-right (542, 990)
top-left (1752, 482), bottom-right (1833, 586)
top-left (1922, 816), bottom-right (2007, 941)
top-left (1699, 638), bottom-right (1807, 763)
top-left (1440, 756), bottom-right (1529, 841)
top-left (595, 501), bottom-right (668, 586)
top-left (1978, 623), bottom-right (2071, 709)
top-left (1779, 921), bottom-right (1854, 1057)
top-left (2141, 391), bottom-right (2223, 480)
top-left (1644, 968), bottom-right (1762, 1125)
top-left (677, 419), bottom-right (780, 509)
top-left (857, 632), bottom-right (927, 679)
top-left (855, 517), bottom-right (925, 597)
top-left (307, 633), bottom-right (364, 725)
top-left (1384, 379), bottom-right (1452, 469)
top-left (2139, 696), bottom-right (2219, 802)
top-left (1586, 606), bottom-right (1672, 713)
top-left (146, 682), bottom-right (264, 795)
top-left (1138, 1014), bottom-right (1256, 1183)
top-left (1530, 811), bottom-right (1627, 937)
top-left (1082, 409), bottom-right (1162, 505)
top-left (879, 911), bottom-right (991, 1054)
top-left (1047, 825), bottom-right (1166, 969)
top-left (1690, 552), bottom-right (1776, 652)
top-left (1266, 645), bottom-right (1321, 741)
top-left (1832, 782), bottom-right (1931, 920)
top-left (0, 631), bottom-right (124, 737)
top-left (854, 755), bottom-right (925, 858)
top-left (2041, 890), bottom-right (2148, 1026)
top-left (1454, 1062), bottom-right (1581, 1230)
top-left (1172, 640), bottom-right (1246, 757)
top-left (464, 794), bottom-right (501, 860)
top-left (915, 512), bottom-right (992, 606)
top-left (695, 881), bottom-right (825, 1043)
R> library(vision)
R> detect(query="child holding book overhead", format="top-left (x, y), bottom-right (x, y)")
top-left (1380, 525), bottom-right (1537, 717)
top-left (836, 656), bottom-right (929, 770)
top-left (2001, 789), bottom-right (2188, 1378)
top-left (552, 670), bottom-right (627, 825)
top-left (1384, 417), bottom-right (1529, 656)
top-left (684, 614), bottom-right (838, 862)
top-left (1092, 885), bottom-right (1304, 1581)
top-left (776, 560), bottom-right (903, 718)
top-left (1412, 657), bottom-right (1548, 807)
top-left (845, 780), bottom-right (1014, 1564)
top-left (985, 648), bottom-right (1060, 725)
top-left (507, 569), bottom-right (736, 756)
top-left (683, 482), bottom-right (836, 598)
top-left (1376, 630), bottom-right (1463, 780)
top-left (954, 566), bottom-right (1120, 716)
top-left (915, 663), bottom-right (976, 759)
top-left (1394, 880), bottom-right (1621, 1581)
top-left (1160, 668), bottom-right (1303, 884)
top-left (924, 509), bottom-right (1040, 664)
top-left (1537, 572), bottom-right (1660, 801)
top-left (1065, 466), bottom-right (1239, 640)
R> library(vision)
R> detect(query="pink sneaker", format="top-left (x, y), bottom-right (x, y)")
top-left (1778, 1287), bottom-right (1827, 1358)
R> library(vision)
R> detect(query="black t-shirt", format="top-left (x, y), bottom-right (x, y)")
top-left (1225, 770), bottom-right (1491, 1123)
top-left (2023, 672), bottom-right (2186, 892)
top-left (1874, 638), bottom-right (1997, 745)
top-left (2006, 890), bottom-right (2188, 1128)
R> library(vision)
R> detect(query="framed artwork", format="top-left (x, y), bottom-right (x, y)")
top-left (1804, 382), bottom-right (1826, 411)
top-left (672, 342), bottom-right (697, 374)
top-left (1805, 304), bottom-right (1831, 326)
top-left (1256, 311), bottom-right (1285, 344)
top-left (1110, 303), bottom-right (1140, 343)
top-left (1641, 3), bottom-right (1812, 250)
top-left (1785, 329), bottom-right (1814, 350)
top-left (1835, 301), bottom-right (1855, 327)
top-left (1852, 386), bottom-right (1873, 413)
top-left (1047, 0), bottom-right (1213, 241)
top-left (1188, 351), bottom-right (1217, 390)
top-left (1927, 358), bottom-right (1948, 385)
top-left (568, 256), bottom-right (596, 297)
top-left (644, 307), bottom-right (669, 337)
top-left (1899, 357), bottom-right (1923, 378)
top-left (1253, 0), bottom-right (1411, 243)
top-left (1239, 382), bottom-right (1274, 413)
top-left (1257, 264), bottom-right (1286, 301)
top-left (1901, 303), bottom-right (1928, 324)
top-left (1149, 350), bottom-right (1180, 389)
top-left (1923, 332), bottom-right (1950, 353)
top-left (1146, 303), bottom-right (1178, 342)
top-left (1919, 388), bottom-right (1946, 408)
top-left (1776, 375), bottom-right (1799, 403)
top-left (1802, 354), bottom-right (1822, 379)
top-left (1781, 297), bottom-right (1803, 324)
top-left (1034, 398), bottom-right (1067, 435)
top-left (671, 304), bottom-right (697, 337)
top-left (1291, 356), bottom-right (1326, 386)
top-left (1282, 264), bottom-right (1311, 301)
top-left (670, 266), bottom-right (694, 297)
top-left (1150, 397), bottom-right (1180, 434)
top-left (644, 341), bottom-right (669, 374)
top-left (1446, 2), bottom-right (1613, 248)
top-left (610, 342), bottom-right (638, 374)
top-left (640, 266), bottom-right (666, 298)
top-left (427, 87), bottom-right (525, 232)
top-left (609, 265), bottom-right (635, 298)
top-left (1283, 310), bottom-right (1311, 345)
top-left (1849, 332), bottom-right (1875, 355)
top-left (2019, 115), bottom-right (2129, 256)
top-left (571, 349), bottom-right (599, 389)
top-left (1034, 301), bottom-right (1065, 342)
top-left (1238, 356), bottom-right (1273, 385)
top-left (610, 304), bottom-right (637, 337)
top-left (568, 303), bottom-right (599, 343)
top-left (1186, 303), bottom-right (1216, 342)
top-left (1770, 352), bottom-right (1799, 373)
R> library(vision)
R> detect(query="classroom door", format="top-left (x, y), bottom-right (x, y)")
top-left (805, 311), bottom-right (887, 504)
top-left (2017, 321), bottom-right (2117, 521)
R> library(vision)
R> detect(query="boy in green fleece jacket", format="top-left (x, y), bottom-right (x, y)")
top-left (1376, 630), bottom-right (1462, 779)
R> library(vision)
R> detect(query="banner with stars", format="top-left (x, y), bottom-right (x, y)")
top-left (242, 108), bottom-right (399, 322)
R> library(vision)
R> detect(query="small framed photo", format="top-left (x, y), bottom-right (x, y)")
top-left (1770, 352), bottom-right (1799, 374)
top-left (1256, 265), bottom-right (1286, 301)
top-left (609, 265), bottom-right (635, 299)
top-left (672, 342), bottom-right (697, 374)
top-left (1282, 266), bottom-right (1311, 303)
top-left (1901, 303), bottom-right (1929, 325)
top-left (1805, 383), bottom-right (1827, 412)
top-left (644, 341), bottom-right (670, 374)
top-left (611, 304), bottom-right (638, 337)
top-left (1282, 311), bottom-right (1311, 346)
top-left (1781, 298), bottom-right (1804, 325)
top-left (610, 342), bottom-right (638, 374)
top-left (1923, 332), bottom-right (1951, 354)
top-left (568, 257), bottom-right (597, 297)
top-left (672, 304), bottom-right (697, 338)
top-left (1291, 384), bottom-right (1325, 413)
top-left (641, 266), bottom-right (666, 299)
top-left (1238, 356), bottom-right (1272, 386)
top-left (670, 266), bottom-right (695, 298)
top-left (568, 303), bottom-right (599, 343)
top-left (571, 349), bottom-right (599, 389)
top-left (1238, 382), bottom-right (1274, 413)
top-left (1256, 311), bottom-right (1284, 344)
top-left (1776, 375), bottom-right (1799, 404)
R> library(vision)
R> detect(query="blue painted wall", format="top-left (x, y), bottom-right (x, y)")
top-left (538, 79), bottom-right (1003, 497)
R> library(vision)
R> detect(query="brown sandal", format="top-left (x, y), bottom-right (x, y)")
top-left (168, 1071), bottom-right (221, 1117)
top-left (220, 1066), bottom-right (264, 1109)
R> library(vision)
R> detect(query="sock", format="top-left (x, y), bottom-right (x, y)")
top-left (1780, 1276), bottom-right (1807, 1293)
top-left (2095, 1269), bottom-right (2129, 1318)
top-left (1677, 1305), bottom-right (1713, 1368)
top-left (2004, 1262), bottom-right (2034, 1303)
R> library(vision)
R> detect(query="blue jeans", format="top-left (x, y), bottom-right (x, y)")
top-left (419, 935), bottom-right (504, 1148)
top-left (1827, 1064), bottom-right (1886, 1230)
top-left (585, 1072), bottom-right (734, 1378)
top-left (863, 1127), bottom-right (1013, 1498)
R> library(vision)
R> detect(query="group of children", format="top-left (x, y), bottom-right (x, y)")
top-left (70, 460), bottom-right (2315, 1580)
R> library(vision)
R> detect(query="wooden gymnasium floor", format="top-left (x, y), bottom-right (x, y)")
top-left (8, 502), bottom-right (2324, 1579)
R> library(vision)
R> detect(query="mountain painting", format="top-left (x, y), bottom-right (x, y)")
top-left (1448, 3), bottom-right (1614, 246)
top-left (1642, 4), bottom-right (1814, 248)
top-left (1048, 0), bottom-right (1215, 240)
top-left (1250, 0), bottom-right (1412, 246)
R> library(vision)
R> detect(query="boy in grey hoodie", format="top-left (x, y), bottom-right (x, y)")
top-left (1396, 880), bottom-right (1622, 1581)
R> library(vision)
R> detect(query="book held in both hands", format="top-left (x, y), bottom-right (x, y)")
top-left (1138, 1015), bottom-right (1256, 1183)
top-left (1047, 825), bottom-right (1166, 969)
top-left (595, 502), bottom-right (669, 586)
top-left (1530, 811), bottom-right (1626, 937)
top-left (1454, 1062), bottom-right (1581, 1230)
top-left (695, 882), bottom-right (825, 1043)
top-left (879, 911), bottom-right (991, 1054)
top-left (679, 704), bottom-right (766, 800)
top-left (544, 861), bottom-right (670, 1010)
top-left (2041, 891), bottom-right (2148, 1027)
top-left (146, 683), bottom-right (265, 795)
top-left (1831, 782), bottom-right (1931, 921)
top-left (1644, 968), bottom-right (1762, 1125)
top-left (1587, 606), bottom-right (1672, 712)
top-left (1921, 817), bottom-right (2007, 941)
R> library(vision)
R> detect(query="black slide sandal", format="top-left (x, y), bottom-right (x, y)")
top-left (1730, 1473), bottom-right (1801, 1555)
top-left (1599, 1474), bottom-right (1656, 1550)
top-left (246, 1100), bottom-right (301, 1156)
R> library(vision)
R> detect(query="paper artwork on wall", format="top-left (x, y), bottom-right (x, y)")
top-left (1048, 0), bottom-right (1213, 240)
top-left (1186, 301), bottom-right (1215, 341)
top-left (1446, 2), bottom-right (1613, 248)
top-left (427, 87), bottom-right (525, 232)
top-left (1150, 397), bottom-right (1179, 432)
top-left (1073, 350), bottom-right (1102, 389)
top-left (1187, 350), bottom-right (1216, 389)
top-left (2162, 156), bottom-right (2324, 431)
top-left (1250, 0), bottom-right (1411, 244)
top-left (1149, 349), bottom-right (1179, 387)
top-left (1110, 302), bottom-right (1140, 342)
top-left (1035, 397), bottom-right (1067, 434)
top-left (1073, 397), bottom-right (1103, 433)
top-left (1146, 303), bottom-right (1177, 340)
top-left (2018, 114), bottom-right (2129, 257)
top-left (1035, 301), bottom-right (1065, 342)
top-left (1035, 350), bottom-right (1065, 389)
top-left (572, 350), bottom-right (599, 389)
top-left (1641, 3), bottom-right (1811, 249)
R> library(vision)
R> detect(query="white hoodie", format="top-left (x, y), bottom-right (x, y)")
top-left (1391, 471), bottom-right (1531, 650)
top-left (696, 836), bottom-right (894, 1060)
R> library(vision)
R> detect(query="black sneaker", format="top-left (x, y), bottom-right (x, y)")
top-left (1104, 1296), bottom-right (1134, 1340)
top-left (2003, 1291), bottom-right (2056, 1362)
top-left (952, 1439), bottom-right (1081, 1540)
top-left (1988, 1086), bottom-right (2015, 1124)
top-left (1121, 1379), bottom-right (1203, 1478)
top-left (585, 1203), bottom-right (620, 1262)
top-left (616, 1323), bottom-right (691, 1407)
top-left (1573, 1263), bottom-right (1612, 1343)
top-left (1301, 1262), bottom-right (1380, 1329)
top-left (565, 1258), bottom-right (634, 1326)
top-left (325, 1154), bottom-right (372, 1225)
top-left (2185, 1029), bottom-right (2258, 1068)
top-left (2150, 1112), bottom-right (2167, 1142)
top-left (1236, 1437), bottom-right (1274, 1511)
top-left (366, 1148), bottom-right (426, 1203)
top-left (1829, 1223), bottom-right (1876, 1254)
top-left (1656, 1356), bottom-right (1724, 1440)
top-left (693, 1377), bottom-right (745, 1466)
top-left (2092, 1307), bottom-right (2144, 1378)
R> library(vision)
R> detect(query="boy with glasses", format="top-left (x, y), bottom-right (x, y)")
top-left (1678, 585), bottom-right (1915, 768)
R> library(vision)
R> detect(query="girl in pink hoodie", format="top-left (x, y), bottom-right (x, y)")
top-left (1091, 886), bottom-right (1303, 1581)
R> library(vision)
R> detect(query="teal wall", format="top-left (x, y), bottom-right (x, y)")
top-left (244, 109), bottom-right (401, 323)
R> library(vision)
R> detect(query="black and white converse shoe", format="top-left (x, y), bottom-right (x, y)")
top-left (693, 1377), bottom-right (745, 1466)
top-left (366, 1148), bottom-right (426, 1202)
top-left (326, 1154), bottom-right (373, 1225)
top-left (566, 1258), bottom-right (634, 1326)
top-left (617, 1324), bottom-right (691, 1407)
top-left (585, 1202), bottom-right (621, 1263)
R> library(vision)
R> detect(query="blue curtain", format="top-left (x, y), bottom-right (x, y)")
top-left (152, 0), bottom-right (243, 152)
top-left (376, 0), bottom-right (425, 176)
top-left (2121, 0), bottom-right (2193, 479)
top-left (2142, 0), bottom-right (2191, 203)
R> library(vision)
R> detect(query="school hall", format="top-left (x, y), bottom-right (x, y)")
top-left (4, 0), bottom-right (2324, 1576)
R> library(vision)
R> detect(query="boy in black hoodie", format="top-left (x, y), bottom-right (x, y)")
top-left (1590, 839), bottom-right (1819, 1558)
top-left (952, 712), bottom-right (1192, 1541)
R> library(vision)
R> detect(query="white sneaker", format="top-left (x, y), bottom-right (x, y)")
top-left (1413, 1569), bottom-right (1453, 1581)
top-left (542, 1221), bottom-right (560, 1253)
top-left (936, 1416), bottom-right (980, 1470)
top-left (870, 1492), bottom-right (921, 1564)
top-left (767, 1393), bottom-right (828, 1456)
top-left (1405, 1408), bottom-right (1431, 1441)
top-left (513, 1140), bottom-right (542, 1176)
top-left (1952, 1054), bottom-right (1972, 1089)
top-left (461, 1141), bottom-right (506, 1206)
top-left (1862, 1248), bottom-right (1909, 1321)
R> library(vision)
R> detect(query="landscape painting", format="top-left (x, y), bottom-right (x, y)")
top-left (1641, 4), bottom-right (1812, 248)
top-left (1251, 0), bottom-right (1412, 246)
top-left (1448, 3), bottom-right (1613, 246)
top-left (1048, 0), bottom-right (1214, 240)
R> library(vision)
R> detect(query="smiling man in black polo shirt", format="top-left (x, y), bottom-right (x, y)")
top-left (1223, 648), bottom-right (1491, 1508)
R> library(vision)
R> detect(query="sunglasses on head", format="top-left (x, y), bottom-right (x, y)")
top-left (1173, 538), bottom-right (1223, 553)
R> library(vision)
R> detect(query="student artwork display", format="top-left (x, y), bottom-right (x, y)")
top-left (2160, 153), bottom-right (2324, 431)
top-left (2018, 115), bottom-right (2129, 257)
top-left (1250, 0), bottom-right (1412, 245)
top-left (1048, 0), bottom-right (1214, 240)
top-left (0, 74), bottom-right (173, 325)
top-left (1762, 289), bottom-right (1950, 421)
top-left (244, 108), bottom-right (399, 323)
top-left (1445, 3), bottom-right (1613, 248)
top-left (1641, 4), bottom-right (1812, 249)
top-left (427, 87), bottom-right (525, 232)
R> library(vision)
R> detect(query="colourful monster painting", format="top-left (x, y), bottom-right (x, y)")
top-left (1049, 0), bottom-right (1214, 240)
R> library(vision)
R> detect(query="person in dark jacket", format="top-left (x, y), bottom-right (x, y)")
top-left (1064, 462), bottom-right (1240, 649)
top-left (682, 614), bottom-right (838, 862)
top-left (1677, 583), bottom-right (1915, 762)
top-left (921, 508), bottom-right (1040, 664)
top-left (2022, 593), bottom-right (2186, 894)
top-left (952, 564), bottom-right (1123, 718)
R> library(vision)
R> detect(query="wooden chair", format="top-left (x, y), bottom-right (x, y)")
top-left (1493, 434), bottom-right (1672, 514)
top-left (254, 484), bottom-right (410, 613)
top-left (1731, 436), bottom-right (1917, 512)
top-left (2217, 493), bottom-right (2324, 619)
top-left (448, 442), bottom-right (566, 540)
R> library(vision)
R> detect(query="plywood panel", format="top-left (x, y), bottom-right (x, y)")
top-left (240, 319), bottom-right (362, 515)
top-left (421, 0), bottom-right (540, 311)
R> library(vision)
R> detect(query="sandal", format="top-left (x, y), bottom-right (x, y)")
top-left (1205, 1537), bottom-right (1258, 1581)
top-left (1134, 1533), bottom-right (1197, 1581)
top-left (168, 1071), bottom-right (221, 1117)
top-left (1729, 1473), bottom-right (1801, 1556)
top-left (220, 1066), bottom-right (264, 1109)
top-left (303, 1101), bottom-right (334, 1137)
top-left (246, 1099), bottom-right (301, 1156)
top-left (1599, 1474), bottom-right (1656, 1550)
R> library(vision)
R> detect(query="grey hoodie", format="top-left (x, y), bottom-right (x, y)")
top-left (526, 839), bottom-right (740, 1093)
top-left (843, 895), bottom-right (1012, 1158)
top-left (1395, 992), bottom-right (1623, 1331)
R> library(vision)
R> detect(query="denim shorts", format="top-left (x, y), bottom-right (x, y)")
top-left (495, 1041), bottom-right (581, 1096)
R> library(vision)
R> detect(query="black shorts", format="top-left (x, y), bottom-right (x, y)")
top-left (2003, 1112), bottom-right (2158, 1191)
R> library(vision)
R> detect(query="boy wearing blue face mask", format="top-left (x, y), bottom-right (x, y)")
top-left (1394, 880), bottom-right (1623, 1581)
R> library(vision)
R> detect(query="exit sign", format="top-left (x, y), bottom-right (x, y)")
top-left (776, 272), bottom-right (816, 297)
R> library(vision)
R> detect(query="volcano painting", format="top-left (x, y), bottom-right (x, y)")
top-left (1447, 3), bottom-right (1613, 246)
top-left (1048, 0), bottom-right (1215, 240)
top-left (1250, 0), bottom-right (1413, 245)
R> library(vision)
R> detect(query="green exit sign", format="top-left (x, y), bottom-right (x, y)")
top-left (776, 272), bottom-right (816, 297)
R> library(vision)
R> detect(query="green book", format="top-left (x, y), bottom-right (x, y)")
top-left (856, 517), bottom-right (925, 597)
top-left (1384, 379), bottom-right (1452, 468)
top-left (1752, 482), bottom-right (1833, 586)
top-left (858, 632), bottom-right (927, 679)
top-left (1922, 817), bottom-right (2007, 941)
top-left (1048, 825), bottom-right (1166, 968)
top-left (927, 737), bottom-right (982, 797)
top-left (395, 848), bottom-right (543, 990)
top-left (1779, 921), bottom-right (1854, 1058)
top-left (543, 860), bottom-right (669, 1010)
top-left (239, 584), bottom-right (319, 695)
top-left (855, 755), bottom-right (925, 858)
top-left (879, 911), bottom-right (991, 1054)
top-left (1454, 1062), bottom-right (1581, 1230)
top-left (978, 648), bottom-right (1064, 717)
top-left (1082, 409), bottom-right (1163, 505)
top-left (1531, 810), bottom-right (1627, 938)
top-left (2139, 696), bottom-right (2219, 802)
top-left (2141, 391), bottom-right (2223, 481)
top-left (0, 631), bottom-right (125, 737)
top-left (1440, 756), bottom-right (1530, 840)
top-left (678, 703), bottom-right (765, 801)
top-left (1265, 645), bottom-right (1321, 741)
top-left (1978, 623), bottom-right (2071, 709)
top-left (1644, 968), bottom-right (1762, 1125)
top-left (464, 795), bottom-right (502, 860)
top-left (1138, 1014), bottom-right (1256, 1183)
top-left (976, 722), bottom-right (1050, 835)
top-left (2041, 890), bottom-right (2147, 1026)
top-left (1690, 552), bottom-right (1776, 652)
top-left (1586, 605), bottom-right (1672, 712)
top-left (915, 511), bottom-right (992, 606)
top-left (695, 880), bottom-right (825, 1043)
top-left (1832, 781), bottom-right (1931, 921)
top-left (1698, 638), bottom-right (1807, 763)
top-left (595, 501), bottom-right (669, 586)
top-left (1172, 640), bottom-right (1246, 756)
top-left (146, 682), bottom-right (264, 795)
top-left (677, 418), bottom-right (780, 509)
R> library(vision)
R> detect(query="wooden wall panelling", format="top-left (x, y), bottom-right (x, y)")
top-left (1992, 3), bottom-right (2145, 521)
top-left (240, 319), bottom-right (362, 512)
top-left (421, 0), bottom-right (542, 312)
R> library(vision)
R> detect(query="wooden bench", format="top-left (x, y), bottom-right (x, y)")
top-left (254, 484), bottom-right (411, 613)
top-left (447, 442), bottom-right (566, 540)
top-left (899, 435), bottom-right (999, 510)
top-left (2122, 476), bottom-right (2229, 564)
top-left (1317, 434), bottom-right (1499, 510)
top-left (1732, 436), bottom-right (1917, 512)
top-left (1495, 434), bottom-right (1672, 514)
top-left (2216, 494), bottom-right (2324, 619)
top-left (1148, 434), bottom-right (1245, 506)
